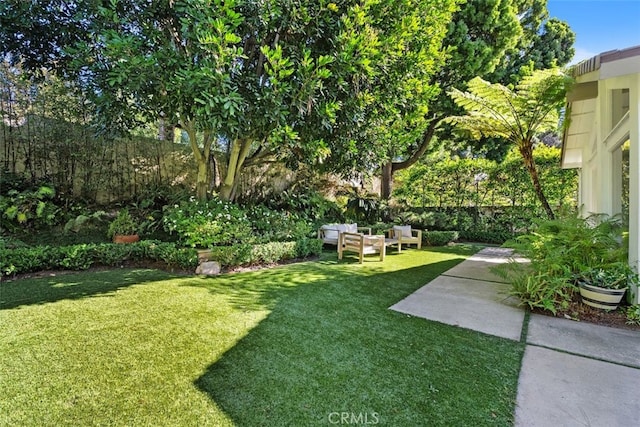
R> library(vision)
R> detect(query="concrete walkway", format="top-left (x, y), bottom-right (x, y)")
top-left (390, 247), bottom-right (640, 426)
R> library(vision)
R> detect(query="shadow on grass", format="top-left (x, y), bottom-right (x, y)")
top-left (192, 246), bottom-right (521, 426)
top-left (182, 246), bottom-right (474, 313)
top-left (0, 269), bottom-right (176, 310)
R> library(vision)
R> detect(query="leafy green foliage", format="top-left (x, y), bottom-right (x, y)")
top-left (573, 265), bottom-right (638, 291)
top-left (489, 0), bottom-right (576, 85)
top-left (344, 189), bottom-right (386, 224)
top-left (394, 146), bottom-right (577, 212)
top-left (249, 241), bottom-right (307, 265)
top-left (107, 209), bottom-right (139, 239)
top-left (497, 213), bottom-right (631, 313)
top-left (458, 229), bottom-right (515, 245)
top-left (379, 0), bottom-right (574, 198)
top-left (505, 270), bottom-right (573, 314)
top-left (423, 231), bottom-right (459, 246)
top-left (1, 0), bottom-right (459, 201)
top-left (446, 69), bottom-right (573, 218)
top-left (163, 198), bottom-right (253, 248)
top-left (0, 241), bottom-right (199, 276)
top-left (64, 211), bottom-right (107, 233)
top-left (392, 146), bottom-right (578, 242)
top-left (626, 305), bottom-right (640, 326)
top-left (257, 187), bottom-right (343, 225)
top-left (0, 184), bottom-right (59, 231)
top-left (205, 238), bottom-right (322, 268)
top-left (245, 205), bottom-right (312, 243)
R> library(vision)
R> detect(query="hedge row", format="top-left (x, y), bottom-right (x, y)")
top-left (1, 238), bottom-right (323, 276)
top-left (206, 238), bottom-right (323, 267)
top-left (0, 240), bottom-right (199, 276)
top-left (423, 231), bottom-right (459, 246)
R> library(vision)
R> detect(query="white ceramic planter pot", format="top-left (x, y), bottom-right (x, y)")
top-left (579, 283), bottom-right (627, 310)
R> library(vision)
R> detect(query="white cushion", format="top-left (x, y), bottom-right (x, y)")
top-left (394, 225), bottom-right (413, 238)
top-left (321, 224), bottom-right (339, 240)
top-left (345, 223), bottom-right (358, 233)
top-left (336, 224), bottom-right (348, 233)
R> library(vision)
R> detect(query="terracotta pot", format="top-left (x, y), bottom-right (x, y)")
top-left (113, 234), bottom-right (140, 244)
top-left (579, 283), bottom-right (627, 310)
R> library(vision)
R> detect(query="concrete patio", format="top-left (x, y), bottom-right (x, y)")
top-left (390, 247), bottom-right (640, 426)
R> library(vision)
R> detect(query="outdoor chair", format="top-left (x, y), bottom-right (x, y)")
top-left (387, 225), bottom-right (422, 251)
top-left (318, 223), bottom-right (371, 246)
top-left (338, 232), bottom-right (387, 263)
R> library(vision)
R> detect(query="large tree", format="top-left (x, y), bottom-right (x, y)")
top-left (378, 0), bottom-right (575, 199)
top-left (445, 69), bottom-right (573, 219)
top-left (0, 0), bottom-right (458, 201)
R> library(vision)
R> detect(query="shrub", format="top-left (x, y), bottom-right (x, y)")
top-left (423, 231), bottom-right (459, 246)
top-left (626, 305), bottom-right (640, 326)
top-left (294, 238), bottom-right (323, 258)
top-left (59, 244), bottom-right (95, 270)
top-left (507, 270), bottom-right (574, 314)
top-left (246, 205), bottom-right (313, 242)
top-left (206, 238), bottom-right (322, 267)
top-left (0, 237), bottom-right (319, 275)
top-left (163, 197), bottom-right (253, 247)
top-left (263, 188), bottom-right (343, 223)
top-left (1, 245), bottom-right (58, 275)
top-left (498, 213), bottom-right (629, 314)
top-left (0, 185), bottom-right (60, 231)
top-left (206, 244), bottom-right (253, 267)
top-left (458, 230), bottom-right (515, 244)
top-left (250, 242), bottom-right (298, 264)
top-left (107, 209), bottom-right (139, 239)
top-left (0, 241), bottom-right (198, 276)
top-left (369, 222), bottom-right (393, 236)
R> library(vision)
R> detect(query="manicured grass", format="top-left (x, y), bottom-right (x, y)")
top-left (0, 246), bottom-right (523, 426)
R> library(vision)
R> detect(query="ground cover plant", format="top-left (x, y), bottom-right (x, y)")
top-left (0, 247), bottom-right (523, 426)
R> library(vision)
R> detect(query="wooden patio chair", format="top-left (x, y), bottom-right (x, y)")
top-left (338, 232), bottom-right (387, 264)
top-left (387, 225), bottom-right (422, 251)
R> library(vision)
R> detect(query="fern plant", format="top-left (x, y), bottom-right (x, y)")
top-left (496, 213), bottom-right (630, 313)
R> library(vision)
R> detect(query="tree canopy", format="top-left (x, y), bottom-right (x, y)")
top-left (379, 0), bottom-right (575, 199)
top-left (0, 0), bottom-right (459, 201)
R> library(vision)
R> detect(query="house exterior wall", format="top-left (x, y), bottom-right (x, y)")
top-left (576, 72), bottom-right (639, 304)
top-left (627, 74), bottom-right (640, 304)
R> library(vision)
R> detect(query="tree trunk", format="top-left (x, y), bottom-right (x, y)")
top-left (519, 143), bottom-right (555, 219)
top-left (183, 121), bottom-right (211, 201)
top-left (381, 162), bottom-right (393, 200)
top-left (219, 138), bottom-right (252, 201)
top-left (195, 158), bottom-right (209, 201)
top-left (380, 118), bottom-right (440, 200)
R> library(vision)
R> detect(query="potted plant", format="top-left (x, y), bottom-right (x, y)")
top-left (574, 263), bottom-right (637, 310)
top-left (107, 209), bottom-right (140, 243)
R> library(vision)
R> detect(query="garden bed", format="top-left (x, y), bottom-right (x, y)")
top-left (533, 294), bottom-right (639, 331)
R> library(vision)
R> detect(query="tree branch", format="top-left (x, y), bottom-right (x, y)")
top-left (392, 115), bottom-right (444, 172)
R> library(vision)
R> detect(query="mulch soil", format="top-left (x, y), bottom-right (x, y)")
top-left (533, 293), bottom-right (640, 332)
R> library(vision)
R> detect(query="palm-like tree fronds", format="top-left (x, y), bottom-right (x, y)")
top-left (444, 68), bottom-right (574, 219)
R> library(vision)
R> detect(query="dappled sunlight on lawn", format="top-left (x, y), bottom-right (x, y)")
top-left (192, 246), bottom-right (522, 426)
top-left (0, 245), bottom-right (517, 426)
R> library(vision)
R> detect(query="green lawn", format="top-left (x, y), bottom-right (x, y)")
top-left (0, 246), bottom-right (524, 426)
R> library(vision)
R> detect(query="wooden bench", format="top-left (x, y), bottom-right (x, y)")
top-left (338, 232), bottom-right (388, 264)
